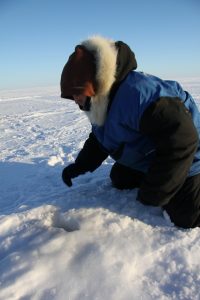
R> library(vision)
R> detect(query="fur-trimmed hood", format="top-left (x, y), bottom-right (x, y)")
top-left (81, 36), bottom-right (118, 97)
top-left (61, 36), bottom-right (137, 126)
top-left (81, 36), bottom-right (118, 126)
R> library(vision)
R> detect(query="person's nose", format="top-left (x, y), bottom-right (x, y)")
top-left (73, 95), bottom-right (86, 105)
top-left (73, 95), bottom-right (79, 101)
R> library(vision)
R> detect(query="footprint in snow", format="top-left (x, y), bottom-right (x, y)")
top-left (48, 155), bottom-right (64, 166)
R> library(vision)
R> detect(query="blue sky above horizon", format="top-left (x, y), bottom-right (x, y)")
top-left (0, 0), bottom-right (200, 90)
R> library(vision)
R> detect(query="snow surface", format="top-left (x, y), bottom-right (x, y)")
top-left (0, 80), bottom-right (200, 300)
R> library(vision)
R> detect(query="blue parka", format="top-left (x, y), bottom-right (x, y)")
top-left (92, 71), bottom-right (200, 177)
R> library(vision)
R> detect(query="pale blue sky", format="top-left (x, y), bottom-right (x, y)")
top-left (0, 0), bottom-right (200, 89)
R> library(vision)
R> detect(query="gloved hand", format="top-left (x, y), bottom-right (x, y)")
top-left (62, 163), bottom-right (83, 187)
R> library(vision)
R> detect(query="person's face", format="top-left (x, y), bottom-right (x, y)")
top-left (73, 94), bottom-right (87, 106)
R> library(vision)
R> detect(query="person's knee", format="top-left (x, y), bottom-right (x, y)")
top-left (110, 163), bottom-right (121, 180)
top-left (110, 163), bottom-right (124, 189)
top-left (110, 163), bottom-right (144, 190)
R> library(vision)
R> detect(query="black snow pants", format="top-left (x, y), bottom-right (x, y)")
top-left (110, 162), bottom-right (200, 229)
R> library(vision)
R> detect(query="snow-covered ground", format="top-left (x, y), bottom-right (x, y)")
top-left (0, 79), bottom-right (200, 300)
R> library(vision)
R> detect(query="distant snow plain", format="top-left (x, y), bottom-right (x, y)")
top-left (0, 78), bottom-right (200, 300)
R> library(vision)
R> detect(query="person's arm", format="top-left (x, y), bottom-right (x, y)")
top-left (138, 97), bottom-right (199, 206)
top-left (62, 132), bottom-right (108, 186)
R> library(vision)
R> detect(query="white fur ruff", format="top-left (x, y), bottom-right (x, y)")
top-left (81, 36), bottom-right (118, 126)
top-left (85, 95), bottom-right (109, 126)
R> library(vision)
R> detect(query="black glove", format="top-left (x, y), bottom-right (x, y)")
top-left (62, 163), bottom-right (84, 187)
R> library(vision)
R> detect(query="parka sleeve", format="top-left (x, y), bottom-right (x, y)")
top-left (138, 97), bottom-right (199, 206)
top-left (75, 132), bottom-right (108, 173)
